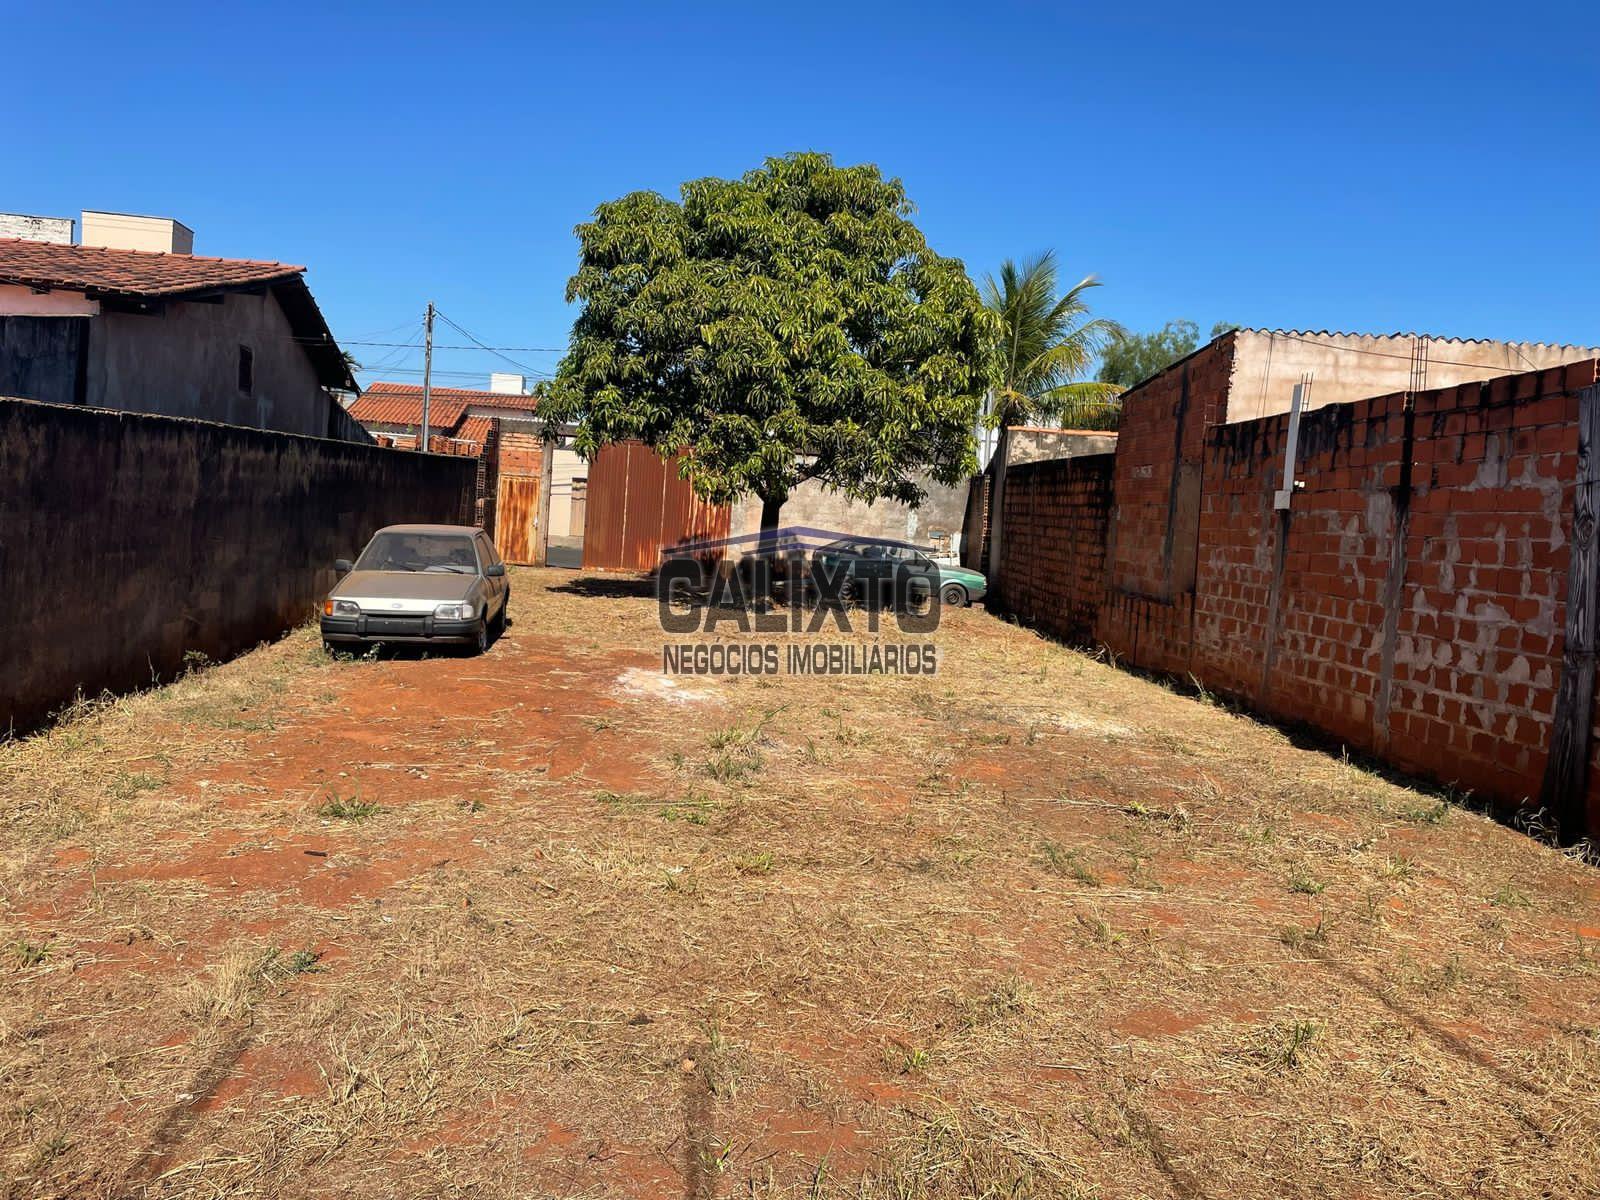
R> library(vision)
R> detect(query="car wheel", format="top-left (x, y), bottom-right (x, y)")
top-left (941, 583), bottom-right (968, 608)
top-left (838, 577), bottom-right (859, 607)
top-left (473, 617), bottom-right (489, 655)
top-left (906, 582), bottom-right (934, 618)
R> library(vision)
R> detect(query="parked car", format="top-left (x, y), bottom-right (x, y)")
top-left (320, 524), bottom-right (509, 654)
top-left (810, 538), bottom-right (988, 609)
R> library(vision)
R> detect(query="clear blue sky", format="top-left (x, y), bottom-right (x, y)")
top-left (7, 1), bottom-right (1596, 389)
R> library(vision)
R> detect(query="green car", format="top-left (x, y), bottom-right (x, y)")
top-left (811, 538), bottom-right (988, 608)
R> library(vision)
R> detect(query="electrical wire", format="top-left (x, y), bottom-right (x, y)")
top-left (433, 309), bottom-right (552, 380)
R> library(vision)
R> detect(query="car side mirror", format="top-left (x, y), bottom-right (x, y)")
top-left (485, 563), bottom-right (506, 578)
top-left (334, 559), bottom-right (353, 576)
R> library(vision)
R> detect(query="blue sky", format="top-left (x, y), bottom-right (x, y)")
top-left (7, 1), bottom-right (1596, 389)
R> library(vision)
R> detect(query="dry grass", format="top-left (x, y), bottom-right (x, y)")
top-left (1, 568), bottom-right (1598, 1198)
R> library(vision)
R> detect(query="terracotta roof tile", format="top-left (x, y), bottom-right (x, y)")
top-left (0, 238), bottom-right (304, 298)
top-left (360, 381), bottom-right (539, 411)
top-left (454, 416), bottom-right (493, 445)
top-left (348, 381), bottom-right (539, 434)
top-left (347, 390), bottom-right (470, 428)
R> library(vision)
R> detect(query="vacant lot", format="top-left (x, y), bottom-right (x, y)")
top-left (3, 568), bottom-right (1598, 1198)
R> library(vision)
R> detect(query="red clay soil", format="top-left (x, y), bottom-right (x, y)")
top-left (1, 567), bottom-right (1598, 1199)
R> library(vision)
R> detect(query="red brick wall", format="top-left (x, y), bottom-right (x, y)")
top-left (1095, 336), bottom-right (1237, 674)
top-left (1189, 365), bottom-right (1592, 819)
top-left (1106, 336), bottom-right (1236, 601)
top-left (1000, 355), bottom-right (1600, 837)
top-left (996, 454), bottom-right (1114, 643)
top-left (498, 430), bottom-right (543, 477)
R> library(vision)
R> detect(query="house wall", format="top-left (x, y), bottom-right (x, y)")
top-left (1225, 330), bottom-right (1600, 424)
top-left (0, 396), bottom-right (476, 735)
top-left (87, 289), bottom-right (334, 438)
top-left (1098, 332), bottom-right (1600, 675)
top-left (547, 446), bottom-right (587, 539)
top-left (1007, 428), bottom-right (1118, 466)
top-left (0, 316), bottom-right (85, 406)
top-left (0, 283), bottom-right (99, 317)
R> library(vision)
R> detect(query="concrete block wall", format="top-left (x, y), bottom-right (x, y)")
top-left (996, 357), bottom-right (1600, 837)
top-left (0, 397), bottom-right (477, 735)
top-left (1190, 364), bottom-right (1593, 819)
top-left (996, 454), bottom-right (1115, 644)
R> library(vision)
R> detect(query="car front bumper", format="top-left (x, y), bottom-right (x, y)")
top-left (320, 613), bottom-right (479, 645)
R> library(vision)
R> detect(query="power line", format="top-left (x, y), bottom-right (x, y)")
top-left (354, 365), bottom-right (554, 381)
top-left (296, 337), bottom-right (565, 352)
top-left (434, 309), bottom-right (550, 380)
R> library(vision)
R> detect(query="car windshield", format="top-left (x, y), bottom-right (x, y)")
top-left (356, 532), bottom-right (478, 574)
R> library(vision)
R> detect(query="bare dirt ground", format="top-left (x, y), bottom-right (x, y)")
top-left (3, 567), bottom-right (1599, 1199)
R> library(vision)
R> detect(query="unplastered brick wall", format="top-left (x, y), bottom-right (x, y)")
top-left (999, 355), bottom-right (1600, 838)
top-left (996, 454), bottom-right (1114, 643)
top-left (1191, 363), bottom-right (1597, 830)
top-left (497, 430), bottom-right (544, 476)
top-left (1097, 335), bottom-right (1236, 673)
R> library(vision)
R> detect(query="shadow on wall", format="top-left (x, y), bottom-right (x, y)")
top-left (0, 397), bottom-right (477, 736)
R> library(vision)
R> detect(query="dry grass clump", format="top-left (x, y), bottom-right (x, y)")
top-left (2, 569), bottom-right (1597, 1197)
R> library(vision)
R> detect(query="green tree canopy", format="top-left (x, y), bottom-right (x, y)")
top-left (1098, 320), bottom-right (1240, 390)
top-left (542, 152), bottom-right (998, 532)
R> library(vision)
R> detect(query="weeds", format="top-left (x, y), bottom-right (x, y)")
top-left (1492, 885), bottom-right (1530, 908)
top-left (1288, 866), bottom-right (1326, 895)
top-left (885, 1044), bottom-right (929, 1074)
top-left (317, 793), bottom-right (380, 822)
top-left (1401, 800), bottom-right (1450, 825)
top-left (1040, 841), bottom-right (1100, 886)
top-left (1279, 917), bottom-right (1328, 952)
top-left (1380, 855), bottom-right (1416, 880)
top-left (736, 851), bottom-right (775, 876)
top-left (659, 794), bottom-right (717, 825)
top-left (1279, 1020), bottom-right (1320, 1069)
top-left (957, 974), bottom-right (1033, 1030)
top-left (9, 940), bottom-right (51, 967)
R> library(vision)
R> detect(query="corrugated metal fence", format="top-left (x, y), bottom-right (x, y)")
top-left (582, 442), bottom-right (730, 571)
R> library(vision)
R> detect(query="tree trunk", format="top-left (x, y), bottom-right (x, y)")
top-left (752, 493), bottom-right (785, 608)
top-left (759, 495), bottom-right (784, 545)
top-left (987, 421), bottom-right (1011, 596)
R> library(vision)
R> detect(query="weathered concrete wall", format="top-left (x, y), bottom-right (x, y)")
top-left (1006, 428), bottom-right (1117, 466)
top-left (1224, 330), bottom-right (1600, 423)
top-left (732, 475), bottom-right (971, 556)
top-left (88, 289), bottom-right (334, 438)
top-left (0, 316), bottom-right (84, 407)
top-left (0, 397), bottom-right (477, 735)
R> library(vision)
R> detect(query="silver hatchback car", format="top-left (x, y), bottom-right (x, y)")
top-left (320, 524), bottom-right (510, 654)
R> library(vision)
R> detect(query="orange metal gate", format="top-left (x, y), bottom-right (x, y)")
top-left (496, 474), bottom-right (540, 564)
top-left (582, 442), bottom-right (730, 571)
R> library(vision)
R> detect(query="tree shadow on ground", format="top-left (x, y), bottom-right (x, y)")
top-left (549, 576), bottom-right (657, 600)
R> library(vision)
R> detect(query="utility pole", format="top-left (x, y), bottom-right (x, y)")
top-left (419, 301), bottom-right (435, 452)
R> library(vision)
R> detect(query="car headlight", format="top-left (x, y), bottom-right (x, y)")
top-left (434, 602), bottom-right (475, 620)
top-left (324, 599), bottom-right (360, 617)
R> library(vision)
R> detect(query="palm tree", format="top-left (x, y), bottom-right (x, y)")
top-left (981, 252), bottom-right (1124, 586)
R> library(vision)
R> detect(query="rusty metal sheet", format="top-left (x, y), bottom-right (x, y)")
top-left (496, 474), bottom-right (540, 564)
top-left (582, 441), bottom-right (730, 571)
